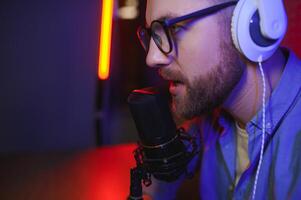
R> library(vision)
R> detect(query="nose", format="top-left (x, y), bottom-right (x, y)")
top-left (146, 38), bottom-right (171, 68)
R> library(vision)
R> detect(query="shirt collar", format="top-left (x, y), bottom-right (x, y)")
top-left (247, 49), bottom-right (301, 135)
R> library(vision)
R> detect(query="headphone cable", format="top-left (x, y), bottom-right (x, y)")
top-left (251, 58), bottom-right (266, 200)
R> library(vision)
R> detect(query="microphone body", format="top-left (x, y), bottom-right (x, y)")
top-left (127, 87), bottom-right (198, 182)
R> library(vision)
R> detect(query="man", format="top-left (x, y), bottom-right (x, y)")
top-left (136, 0), bottom-right (301, 199)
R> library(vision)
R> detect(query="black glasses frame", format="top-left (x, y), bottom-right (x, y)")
top-left (137, 1), bottom-right (237, 54)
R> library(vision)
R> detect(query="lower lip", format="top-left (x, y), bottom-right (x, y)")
top-left (169, 81), bottom-right (185, 96)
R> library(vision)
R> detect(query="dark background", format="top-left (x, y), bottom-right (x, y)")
top-left (0, 0), bottom-right (300, 153)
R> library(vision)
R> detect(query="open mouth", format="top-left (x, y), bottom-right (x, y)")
top-left (171, 80), bottom-right (183, 86)
top-left (158, 69), bottom-right (185, 94)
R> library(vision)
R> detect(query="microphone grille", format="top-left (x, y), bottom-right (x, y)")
top-left (127, 87), bottom-right (177, 146)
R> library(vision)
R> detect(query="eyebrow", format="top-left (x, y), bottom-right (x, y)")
top-left (145, 12), bottom-right (178, 28)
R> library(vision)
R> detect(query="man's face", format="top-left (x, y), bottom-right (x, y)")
top-left (145, 0), bottom-right (245, 120)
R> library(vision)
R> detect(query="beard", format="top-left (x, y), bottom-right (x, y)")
top-left (169, 42), bottom-right (245, 120)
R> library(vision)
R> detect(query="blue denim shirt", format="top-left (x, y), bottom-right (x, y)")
top-left (144, 49), bottom-right (301, 199)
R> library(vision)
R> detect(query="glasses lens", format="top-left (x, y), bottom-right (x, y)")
top-left (151, 21), bottom-right (170, 53)
top-left (137, 26), bottom-right (150, 51)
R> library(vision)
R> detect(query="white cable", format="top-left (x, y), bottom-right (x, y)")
top-left (251, 59), bottom-right (266, 200)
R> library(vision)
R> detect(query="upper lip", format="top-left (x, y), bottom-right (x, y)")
top-left (159, 69), bottom-right (179, 83)
top-left (158, 70), bottom-right (169, 81)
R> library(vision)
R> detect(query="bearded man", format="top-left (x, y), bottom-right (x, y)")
top-left (135, 0), bottom-right (301, 199)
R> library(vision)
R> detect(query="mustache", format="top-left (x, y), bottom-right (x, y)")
top-left (158, 68), bottom-right (188, 84)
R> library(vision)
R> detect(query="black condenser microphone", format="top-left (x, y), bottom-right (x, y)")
top-left (127, 86), bottom-right (198, 182)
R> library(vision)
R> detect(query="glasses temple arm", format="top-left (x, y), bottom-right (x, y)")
top-left (165, 1), bottom-right (237, 26)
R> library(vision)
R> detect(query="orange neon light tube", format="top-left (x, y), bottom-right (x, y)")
top-left (98, 0), bottom-right (114, 80)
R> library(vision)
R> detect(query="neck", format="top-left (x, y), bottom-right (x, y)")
top-left (223, 49), bottom-right (286, 128)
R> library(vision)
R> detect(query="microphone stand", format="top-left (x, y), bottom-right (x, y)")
top-left (128, 167), bottom-right (143, 200)
top-left (128, 146), bottom-right (151, 200)
top-left (128, 128), bottom-right (198, 200)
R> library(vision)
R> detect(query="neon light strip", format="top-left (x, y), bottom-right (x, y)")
top-left (98, 0), bottom-right (114, 80)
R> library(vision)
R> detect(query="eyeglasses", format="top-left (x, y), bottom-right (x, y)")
top-left (137, 1), bottom-right (237, 55)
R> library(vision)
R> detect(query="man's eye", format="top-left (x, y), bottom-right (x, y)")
top-left (170, 24), bottom-right (185, 35)
top-left (153, 33), bottom-right (162, 45)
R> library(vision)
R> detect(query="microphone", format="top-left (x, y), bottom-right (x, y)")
top-left (127, 86), bottom-right (198, 182)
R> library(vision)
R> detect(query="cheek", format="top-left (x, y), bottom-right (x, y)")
top-left (176, 18), bottom-right (222, 80)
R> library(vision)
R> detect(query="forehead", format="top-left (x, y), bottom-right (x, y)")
top-left (145, 0), bottom-right (210, 25)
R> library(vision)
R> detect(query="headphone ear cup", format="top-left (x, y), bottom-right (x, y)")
top-left (231, 0), bottom-right (245, 55)
top-left (231, 0), bottom-right (284, 62)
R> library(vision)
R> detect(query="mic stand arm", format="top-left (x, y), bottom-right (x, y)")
top-left (128, 128), bottom-right (199, 199)
top-left (128, 167), bottom-right (143, 200)
top-left (128, 146), bottom-right (152, 200)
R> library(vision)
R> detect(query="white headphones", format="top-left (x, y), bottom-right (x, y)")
top-left (231, 1), bottom-right (288, 198)
top-left (231, 0), bottom-right (287, 62)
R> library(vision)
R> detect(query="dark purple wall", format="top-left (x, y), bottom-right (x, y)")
top-left (0, 0), bottom-right (99, 153)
